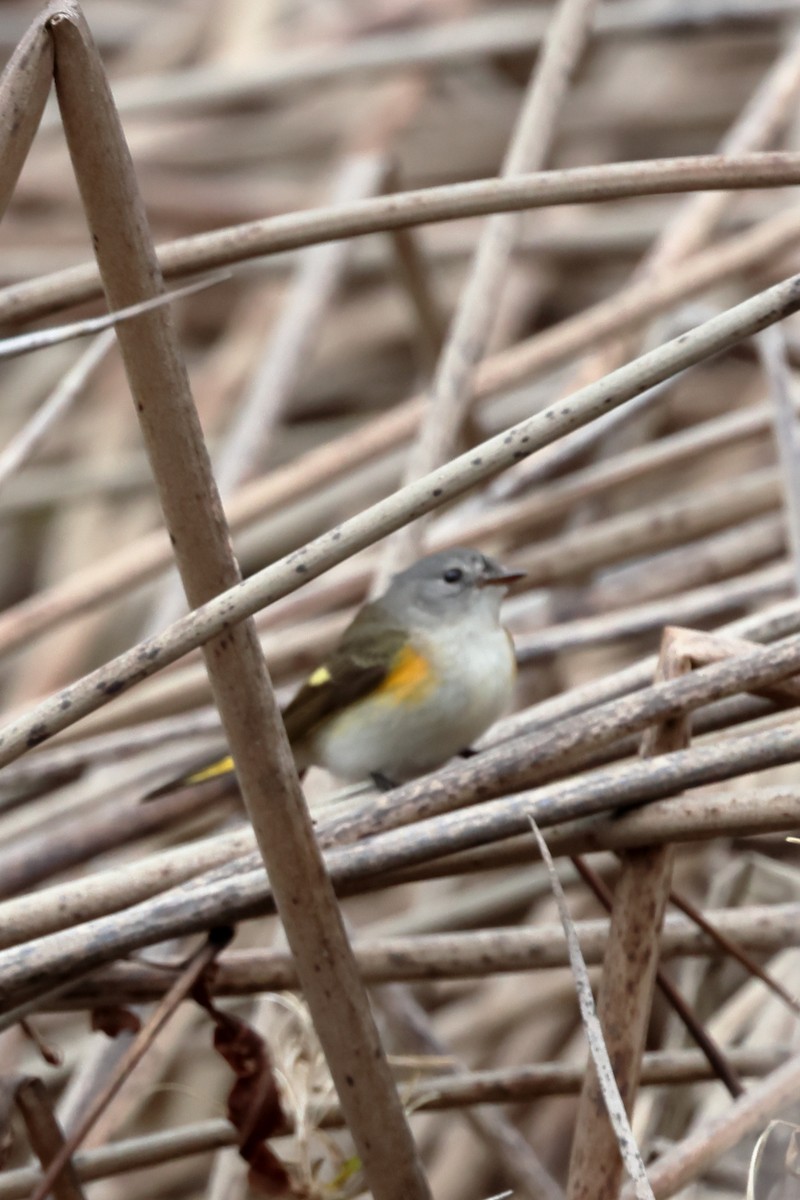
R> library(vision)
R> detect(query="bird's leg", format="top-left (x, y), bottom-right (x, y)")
top-left (370, 772), bottom-right (398, 792)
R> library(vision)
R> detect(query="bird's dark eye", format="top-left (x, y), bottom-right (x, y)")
top-left (443, 567), bottom-right (463, 584)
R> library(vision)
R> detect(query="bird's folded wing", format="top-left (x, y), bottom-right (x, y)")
top-left (147, 602), bottom-right (406, 796)
top-left (282, 606), bottom-right (406, 742)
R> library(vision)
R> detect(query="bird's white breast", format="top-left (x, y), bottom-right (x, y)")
top-left (309, 609), bottom-right (516, 783)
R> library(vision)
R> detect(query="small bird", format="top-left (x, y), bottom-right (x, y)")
top-left (173, 547), bottom-right (524, 792)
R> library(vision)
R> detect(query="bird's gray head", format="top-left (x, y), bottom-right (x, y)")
top-left (382, 548), bottom-right (524, 626)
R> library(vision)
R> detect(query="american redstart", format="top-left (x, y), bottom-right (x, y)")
top-left (160, 547), bottom-right (524, 794)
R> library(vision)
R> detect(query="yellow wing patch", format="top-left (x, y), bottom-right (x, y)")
top-left (374, 644), bottom-right (435, 702)
top-left (185, 755), bottom-right (235, 785)
top-left (308, 666), bottom-right (332, 686)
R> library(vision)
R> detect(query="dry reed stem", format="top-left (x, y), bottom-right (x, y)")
top-left (1, 152), bottom-right (799, 325)
top-left (0, 1048), bottom-right (789, 1200)
top-left (146, 77), bottom-right (427, 632)
top-left (0, 781), bottom-right (231, 899)
top-left (759, 323), bottom-right (800, 592)
top-left (628, 1050), bottom-right (800, 1199)
top-left (0, 7), bottom-right (53, 219)
top-left (0, 385), bottom-right (773, 723)
top-left (515, 568), bottom-right (792, 664)
top-left (665, 889), bottom-right (800, 1018)
top-left (556, 858), bottom-right (744, 1101)
top-left (7, 716), bottom-right (800, 1009)
top-left (0, 331), bottom-right (113, 491)
top-left (494, 30), bottom-right (800, 495)
top-left (566, 630), bottom-right (691, 1199)
top-left (4, 269), bottom-right (800, 765)
top-left (383, 787), bottom-right (800, 884)
top-left (25, 929), bottom-right (229, 1200)
top-left (385, 160), bottom-right (447, 371)
top-left (2, 5), bottom-right (800, 1192)
top-left (392, 0), bottom-right (597, 566)
top-left (144, 152), bottom-right (389, 635)
top-left (499, 599), bottom-right (800, 745)
top-left (11, 1076), bottom-right (85, 1200)
top-left (530, 819), bottom-right (655, 1200)
top-left (0, 782), bottom-right (797, 956)
top-left (0, 189), bottom-right (796, 670)
top-left (67, 1), bottom-right (800, 121)
top-left (508, 14), bottom-right (800, 474)
top-left (649, 24), bottom-right (800, 272)
top-left (46, 6), bottom-right (430, 1197)
top-left (379, 985), bottom-right (564, 1200)
top-left (46, 900), bottom-right (800, 1004)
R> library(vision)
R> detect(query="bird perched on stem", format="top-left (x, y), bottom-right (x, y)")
top-left (158, 547), bottom-right (524, 795)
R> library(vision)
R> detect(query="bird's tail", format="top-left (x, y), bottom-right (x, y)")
top-left (144, 754), bottom-right (235, 801)
top-left (144, 747), bottom-right (308, 801)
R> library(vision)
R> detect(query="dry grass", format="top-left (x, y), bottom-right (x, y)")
top-left (3, 1), bottom-right (800, 1198)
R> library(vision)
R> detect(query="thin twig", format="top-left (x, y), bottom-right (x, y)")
top-left (530, 818), bottom-right (656, 1200)
top-left (570, 857), bottom-right (743, 1100)
top-left (25, 929), bottom-right (230, 1200)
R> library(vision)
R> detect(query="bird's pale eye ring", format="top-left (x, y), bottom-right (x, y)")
top-left (442, 567), bottom-right (463, 584)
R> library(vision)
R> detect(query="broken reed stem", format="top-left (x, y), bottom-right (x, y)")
top-left (0, 6), bottom-right (54, 219)
top-left (48, 7), bottom-right (431, 1199)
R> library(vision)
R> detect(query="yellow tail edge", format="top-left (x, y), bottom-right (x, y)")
top-left (184, 755), bottom-right (235, 786)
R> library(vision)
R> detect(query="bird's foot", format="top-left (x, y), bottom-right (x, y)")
top-left (370, 772), bottom-right (398, 792)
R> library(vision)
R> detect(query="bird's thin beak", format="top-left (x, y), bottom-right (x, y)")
top-left (480, 567), bottom-right (526, 589)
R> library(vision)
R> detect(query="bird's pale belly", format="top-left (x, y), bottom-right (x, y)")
top-left (307, 627), bottom-right (516, 783)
